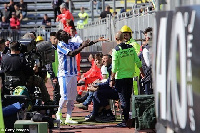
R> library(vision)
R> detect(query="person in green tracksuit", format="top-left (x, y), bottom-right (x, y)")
top-left (120, 25), bottom-right (141, 95)
top-left (110, 31), bottom-right (145, 127)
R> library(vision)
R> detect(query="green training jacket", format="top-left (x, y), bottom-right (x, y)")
top-left (112, 43), bottom-right (142, 79)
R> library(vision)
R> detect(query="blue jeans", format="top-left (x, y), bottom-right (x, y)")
top-left (92, 85), bottom-right (119, 116)
top-left (83, 91), bottom-right (94, 106)
top-left (21, 11), bottom-right (27, 18)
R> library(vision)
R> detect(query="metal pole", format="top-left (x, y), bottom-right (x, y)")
top-left (69, 0), bottom-right (72, 12)
top-left (113, 0), bottom-right (116, 12)
top-left (124, 0), bottom-right (127, 11)
top-left (102, 0), bottom-right (105, 12)
top-left (156, 0), bottom-right (160, 11)
top-left (92, 0), bottom-right (94, 22)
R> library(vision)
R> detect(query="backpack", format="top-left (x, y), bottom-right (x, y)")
top-left (13, 86), bottom-right (32, 111)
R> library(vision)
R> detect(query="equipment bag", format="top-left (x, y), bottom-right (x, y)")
top-left (13, 86), bottom-right (32, 111)
top-left (132, 95), bottom-right (156, 130)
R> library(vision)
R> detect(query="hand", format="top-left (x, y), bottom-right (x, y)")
top-left (109, 80), bottom-right (115, 88)
top-left (88, 85), bottom-right (98, 92)
top-left (140, 72), bottom-right (145, 79)
top-left (33, 65), bottom-right (38, 73)
top-left (52, 78), bottom-right (58, 84)
top-left (82, 39), bottom-right (90, 47)
top-left (98, 37), bottom-right (109, 42)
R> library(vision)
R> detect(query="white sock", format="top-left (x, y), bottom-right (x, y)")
top-left (58, 97), bottom-right (67, 112)
top-left (66, 100), bottom-right (74, 119)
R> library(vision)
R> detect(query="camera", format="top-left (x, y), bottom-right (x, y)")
top-left (19, 39), bottom-right (55, 67)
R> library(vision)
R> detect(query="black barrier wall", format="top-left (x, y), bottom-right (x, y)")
top-left (153, 5), bottom-right (200, 133)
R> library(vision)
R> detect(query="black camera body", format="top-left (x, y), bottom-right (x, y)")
top-left (19, 39), bottom-right (55, 67)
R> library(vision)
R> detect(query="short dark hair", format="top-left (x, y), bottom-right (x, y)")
top-left (144, 27), bottom-right (152, 34)
top-left (70, 27), bottom-right (76, 31)
top-left (50, 32), bottom-right (56, 36)
top-left (0, 38), bottom-right (5, 44)
top-left (56, 30), bottom-right (71, 42)
top-left (10, 41), bottom-right (21, 51)
top-left (95, 53), bottom-right (103, 59)
top-left (103, 54), bottom-right (112, 59)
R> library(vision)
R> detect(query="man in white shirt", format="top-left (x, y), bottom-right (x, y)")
top-left (70, 27), bottom-right (83, 81)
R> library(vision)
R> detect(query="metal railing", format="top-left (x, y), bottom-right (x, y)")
top-left (78, 9), bottom-right (155, 52)
top-left (0, 24), bottom-right (60, 41)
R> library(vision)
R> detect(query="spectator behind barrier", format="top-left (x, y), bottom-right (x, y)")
top-left (52, 0), bottom-right (62, 22)
top-left (100, 5), bottom-right (112, 19)
top-left (14, 4), bottom-right (23, 21)
top-left (65, 0), bottom-right (75, 12)
top-left (10, 12), bottom-right (20, 29)
top-left (56, 3), bottom-right (74, 29)
top-left (77, 7), bottom-right (89, 29)
top-left (18, 0), bottom-right (27, 18)
top-left (7, 0), bottom-right (15, 19)
top-left (1, 4), bottom-right (11, 22)
top-left (1, 16), bottom-right (10, 29)
top-left (42, 14), bottom-right (51, 27)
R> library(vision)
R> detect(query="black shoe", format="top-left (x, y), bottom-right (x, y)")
top-left (77, 81), bottom-right (85, 86)
top-left (76, 103), bottom-right (88, 110)
top-left (95, 110), bottom-right (116, 123)
top-left (85, 114), bottom-right (95, 122)
top-left (116, 122), bottom-right (127, 127)
top-left (76, 92), bottom-right (89, 103)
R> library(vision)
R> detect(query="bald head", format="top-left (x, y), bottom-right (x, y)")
top-left (115, 31), bottom-right (123, 41)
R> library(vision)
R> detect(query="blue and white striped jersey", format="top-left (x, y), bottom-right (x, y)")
top-left (57, 41), bottom-right (80, 77)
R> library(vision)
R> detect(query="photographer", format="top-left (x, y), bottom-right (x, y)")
top-left (1, 41), bottom-right (34, 91)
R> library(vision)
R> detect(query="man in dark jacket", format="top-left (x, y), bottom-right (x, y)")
top-left (52, 0), bottom-right (63, 22)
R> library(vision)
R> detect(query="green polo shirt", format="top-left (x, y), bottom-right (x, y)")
top-left (112, 43), bottom-right (142, 79)
top-left (127, 38), bottom-right (141, 76)
top-left (0, 90), bottom-right (5, 133)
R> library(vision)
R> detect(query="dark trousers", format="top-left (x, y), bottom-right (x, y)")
top-left (53, 6), bottom-right (61, 22)
top-left (115, 78), bottom-right (133, 121)
top-left (51, 81), bottom-right (60, 104)
top-left (92, 85), bottom-right (119, 116)
top-left (144, 81), bottom-right (153, 95)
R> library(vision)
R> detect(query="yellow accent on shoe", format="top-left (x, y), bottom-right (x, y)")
top-left (56, 111), bottom-right (63, 123)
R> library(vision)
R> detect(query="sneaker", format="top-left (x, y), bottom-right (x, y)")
top-left (56, 111), bottom-right (63, 123)
top-left (65, 118), bottom-right (78, 124)
top-left (76, 93), bottom-right (89, 103)
top-left (116, 122), bottom-right (127, 127)
top-left (76, 103), bottom-right (88, 110)
top-left (95, 110), bottom-right (116, 123)
top-left (85, 114), bottom-right (95, 121)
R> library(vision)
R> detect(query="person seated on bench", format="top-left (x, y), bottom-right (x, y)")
top-left (76, 53), bottom-right (104, 110)
top-left (84, 54), bottom-right (119, 122)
